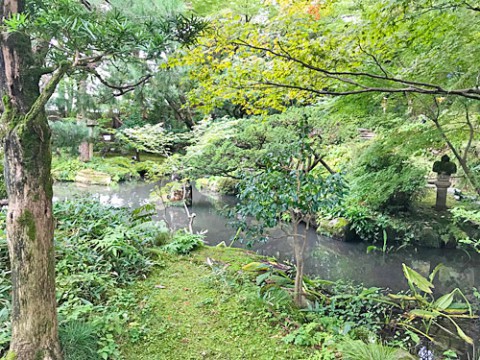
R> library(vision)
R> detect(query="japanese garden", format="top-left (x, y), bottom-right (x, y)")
top-left (1, 0), bottom-right (480, 359)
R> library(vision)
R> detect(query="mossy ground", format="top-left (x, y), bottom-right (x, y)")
top-left (120, 246), bottom-right (314, 360)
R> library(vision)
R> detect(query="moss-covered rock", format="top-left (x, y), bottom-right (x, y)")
top-left (317, 217), bottom-right (355, 241)
top-left (74, 169), bottom-right (111, 186)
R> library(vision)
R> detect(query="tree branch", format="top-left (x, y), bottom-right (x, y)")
top-left (234, 40), bottom-right (480, 100)
top-left (250, 80), bottom-right (480, 100)
top-left (24, 62), bottom-right (70, 124)
top-left (84, 68), bottom-right (152, 96)
top-left (463, 104), bottom-right (475, 163)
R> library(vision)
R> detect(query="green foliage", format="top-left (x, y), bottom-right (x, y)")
top-left (349, 143), bottom-right (427, 213)
top-left (339, 340), bottom-right (413, 360)
top-left (59, 321), bottom-right (99, 360)
top-left (236, 145), bottom-right (345, 233)
top-left (0, 200), bottom-right (169, 358)
top-left (195, 176), bottom-right (238, 195)
top-left (50, 119), bottom-right (89, 155)
top-left (284, 322), bottom-right (337, 347)
top-left (183, 105), bottom-right (354, 179)
top-left (388, 264), bottom-right (476, 345)
top-left (305, 283), bottom-right (393, 335)
top-left (52, 156), bottom-right (168, 183)
top-left (162, 230), bottom-right (204, 255)
top-left (90, 157), bottom-right (140, 182)
top-left (51, 157), bottom-right (85, 181)
top-left (115, 124), bottom-right (174, 156)
top-left (450, 206), bottom-right (480, 252)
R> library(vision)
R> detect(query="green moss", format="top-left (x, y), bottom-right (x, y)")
top-left (317, 217), bottom-right (350, 239)
top-left (18, 210), bottom-right (36, 241)
top-left (120, 246), bottom-right (312, 360)
top-left (2, 351), bottom-right (16, 360)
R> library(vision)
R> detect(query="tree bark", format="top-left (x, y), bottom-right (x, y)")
top-left (4, 114), bottom-right (62, 360)
top-left (293, 221), bottom-right (307, 307)
top-left (1, 0), bottom-right (62, 358)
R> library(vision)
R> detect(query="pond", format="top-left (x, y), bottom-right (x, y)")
top-left (54, 181), bottom-right (480, 295)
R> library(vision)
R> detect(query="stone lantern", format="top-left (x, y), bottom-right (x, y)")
top-left (432, 155), bottom-right (457, 211)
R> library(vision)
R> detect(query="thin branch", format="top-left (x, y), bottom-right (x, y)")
top-left (84, 68), bottom-right (152, 96)
top-left (234, 40), bottom-right (480, 100)
top-left (463, 104), bottom-right (475, 163)
top-left (357, 41), bottom-right (389, 78)
top-left (464, 1), bottom-right (480, 12)
top-left (250, 80), bottom-right (480, 100)
top-left (235, 40), bottom-right (446, 90)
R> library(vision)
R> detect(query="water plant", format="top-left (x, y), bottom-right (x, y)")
top-left (389, 264), bottom-right (477, 344)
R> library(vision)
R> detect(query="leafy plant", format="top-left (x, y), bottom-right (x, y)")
top-left (162, 230), bottom-right (204, 254)
top-left (389, 264), bottom-right (477, 345)
top-left (349, 143), bottom-right (426, 213)
top-left (115, 124), bottom-right (174, 157)
top-left (0, 199), bottom-right (169, 358)
top-left (59, 321), bottom-right (99, 360)
top-left (234, 117), bottom-right (346, 306)
top-left (339, 340), bottom-right (414, 360)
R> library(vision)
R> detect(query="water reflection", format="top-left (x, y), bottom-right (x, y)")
top-left (54, 182), bottom-right (480, 294)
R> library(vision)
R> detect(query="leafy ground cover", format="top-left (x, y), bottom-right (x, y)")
top-left (1, 198), bottom-right (477, 359)
top-left (0, 199), bottom-right (170, 359)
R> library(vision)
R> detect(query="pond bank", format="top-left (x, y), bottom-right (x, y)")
top-left (121, 245), bottom-right (479, 360)
top-left (53, 181), bottom-right (480, 294)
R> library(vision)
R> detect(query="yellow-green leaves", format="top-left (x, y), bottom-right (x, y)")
top-left (402, 263), bottom-right (434, 294)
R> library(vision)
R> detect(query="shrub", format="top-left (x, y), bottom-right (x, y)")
top-left (59, 321), bottom-right (99, 360)
top-left (349, 143), bottom-right (426, 212)
top-left (340, 340), bottom-right (413, 360)
top-left (162, 230), bottom-right (204, 254)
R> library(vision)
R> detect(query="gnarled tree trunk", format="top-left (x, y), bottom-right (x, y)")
top-left (4, 113), bottom-right (61, 360)
top-left (1, 0), bottom-right (62, 358)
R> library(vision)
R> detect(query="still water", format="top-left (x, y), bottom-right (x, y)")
top-left (54, 181), bottom-right (480, 294)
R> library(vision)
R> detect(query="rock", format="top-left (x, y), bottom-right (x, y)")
top-left (317, 217), bottom-right (356, 241)
top-left (418, 226), bottom-right (442, 248)
top-left (75, 169), bottom-right (112, 186)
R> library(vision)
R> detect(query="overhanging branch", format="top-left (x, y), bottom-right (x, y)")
top-left (234, 40), bottom-right (480, 100)
top-left (251, 80), bottom-right (480, 100)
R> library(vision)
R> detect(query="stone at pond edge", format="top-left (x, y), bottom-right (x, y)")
top-left (75, 169), bottom-right (112, 186)
top-left (317, 217), bottom-right (357, 242)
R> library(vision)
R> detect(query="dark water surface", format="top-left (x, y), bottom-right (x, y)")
top-left (54, 181), bottom-right (480, 295)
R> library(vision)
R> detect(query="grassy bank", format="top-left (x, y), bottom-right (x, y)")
top-left (120, 247), bottom-right (314, 360)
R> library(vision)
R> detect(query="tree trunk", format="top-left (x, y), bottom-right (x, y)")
top-left (4, 115), bottom-right (62, 360)
top-left (1, 0), bottom-right (62, 358)
top-left (293, 221), bottom-right (307, 307)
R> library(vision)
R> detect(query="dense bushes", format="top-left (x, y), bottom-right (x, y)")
top-left (349, 143), bottom-right (427, 213)
top-left (0, 199), bottom-right (170, 359)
